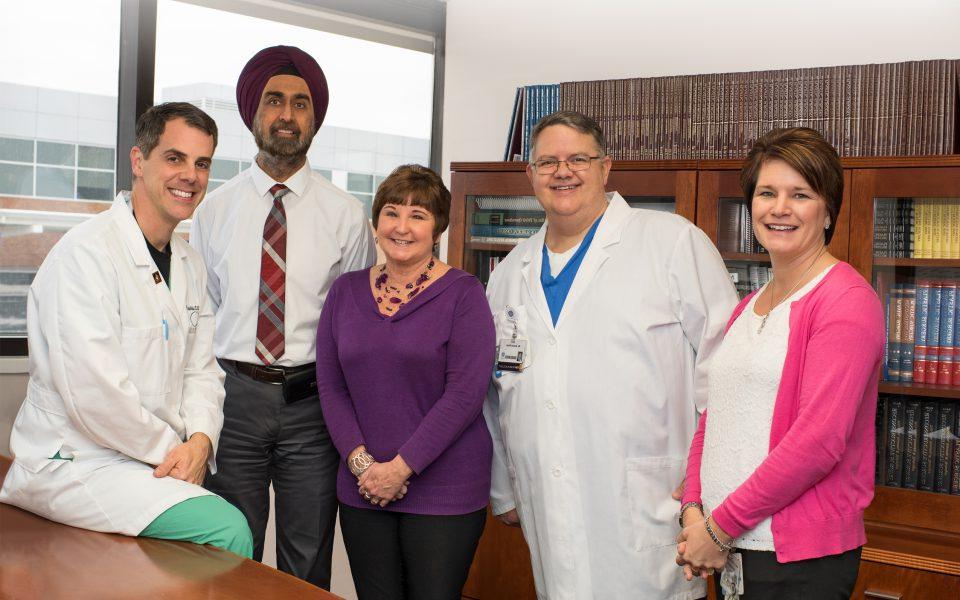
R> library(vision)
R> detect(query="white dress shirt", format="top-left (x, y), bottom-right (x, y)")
top-left (190, 159), bottom-right (375, 366)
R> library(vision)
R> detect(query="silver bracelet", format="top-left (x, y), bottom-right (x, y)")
top-left (704, 515), bottom-right (733, 552)
top-left (679, 501), bottom-right (703, 528)
top-left (349, 451), bottom-right (375, 477)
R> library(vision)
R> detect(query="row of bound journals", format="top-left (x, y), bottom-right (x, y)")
top-left (879, 276), bottom-right (960, 385)
top-left (877, 395), bottom-right (959, 495)
top-left (873, 197), bottom-right (960, 259)
top-left (506, 59), bottom-right (959, 161)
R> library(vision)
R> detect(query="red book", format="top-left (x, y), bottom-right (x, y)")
top-left (924, 280), bottom-right (943, 383)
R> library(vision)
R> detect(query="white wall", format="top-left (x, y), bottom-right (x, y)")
top-left (441, 0), bottom-right (960, 170)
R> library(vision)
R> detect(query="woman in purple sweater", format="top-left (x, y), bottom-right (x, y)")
top-left (315, 164), bottom-right (495, 600)
top-left (675, 128), bottom-right (885, 598)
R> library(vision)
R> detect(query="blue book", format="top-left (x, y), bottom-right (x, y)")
top-left (883, 287), bottom-right (894, 380)
top-left (925, 282), bottom-right (943, 383)
top-left (886, 285), bottom-right (904, 381)
top-left (913, 279), bottom-right (932, 383)
top-left (937, 281), bottom-right (957, 384)
top-left (470, 224), bottom-right (541, 239)
top-left (900, 284), bottom-right (917, 382)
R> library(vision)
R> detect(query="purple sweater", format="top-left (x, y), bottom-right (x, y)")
top-left (315, 267), bottom-right (495, 515)
top-left (684, 262), bottom-right (885, 562)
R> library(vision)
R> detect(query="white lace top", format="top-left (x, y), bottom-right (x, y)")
top-left (700, 265), bottom-right (834, 551)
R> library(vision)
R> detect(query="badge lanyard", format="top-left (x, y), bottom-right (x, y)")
top-left (496, 306), bottom-right (528, 373)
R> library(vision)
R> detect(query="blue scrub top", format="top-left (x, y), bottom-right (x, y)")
top-left (540, 216), bottom-right (602, 326)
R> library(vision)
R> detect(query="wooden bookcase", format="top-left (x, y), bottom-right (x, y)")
top-left (449, 157), bottom-right (960, 600)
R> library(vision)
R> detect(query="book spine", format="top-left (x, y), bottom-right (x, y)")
top-left (932, 199), bottom-right (944, 259)
top-left (955, 289), bottom-right (960, 386)
top-left (917, 401), bottom-right (939, 491)
top-left (873, 200), bottom-right (891, 257)
top-left (905, 198), bottom-right (915, 258)
top-left (901, 284), bottom-right (916, 382)
top-left (953, 406), bottom-right (960, 495)
top-left (937, 281), bottom-right (957, 385)
top-left (950, 201), bottom-right (960, 259)
top-left (903, 400), bottom-right (921, 489)
top-left (936, 402), bottom-right (956, 493)
top-left (914, 199), bottom-right (925, 258)
top-left (885, 398), bottom-right (905, 487)
top-left (876, 396), bottom-right (887, 485)
top-left (888, 285), bottom-right (904, 381)
top-left (473, 211), bottom-right (546, 226)
top-left (925, 282), bottom-right (943, 382)
top-left (914, 279), bottom-right (931, 383)
top-left (470, 225), bottom-right (541, 239)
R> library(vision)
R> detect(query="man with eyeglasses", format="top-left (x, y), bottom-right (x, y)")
top-left (483, 110), bottom-right (737, 599)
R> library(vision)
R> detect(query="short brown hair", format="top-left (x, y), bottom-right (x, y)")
top-left (740, 127), bottom-right (842, 244)
top-left (371, 164), bottom-right (450, 238)
top-left (135, 102), bottom-right (218, 158)
top-left (530, 110), bottom-right (607, 159)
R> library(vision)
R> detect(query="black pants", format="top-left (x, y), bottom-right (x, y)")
top-left (339, 504), bottom-right (486, 600)
top-left (714, 546), bottom-right (862, 599)
top-left (205, 360), bottom-right (339, 589)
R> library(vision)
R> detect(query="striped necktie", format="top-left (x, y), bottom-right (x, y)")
top-left (255, 183), bottom-right (290, 364)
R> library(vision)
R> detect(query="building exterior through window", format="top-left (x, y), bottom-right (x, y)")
top-left (0, 80), bottom-right (430, 335)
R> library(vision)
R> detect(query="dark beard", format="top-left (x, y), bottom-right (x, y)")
top-left (252, 116), bottom-right (314, 160)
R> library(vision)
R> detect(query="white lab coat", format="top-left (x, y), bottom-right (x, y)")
top-left (0, 193), bottom-right (225, 536)
top-left (484, 193), bottom-right (738, 600)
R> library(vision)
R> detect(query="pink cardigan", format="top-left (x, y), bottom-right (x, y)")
top-left (682, 262), bottom-right (885, 562)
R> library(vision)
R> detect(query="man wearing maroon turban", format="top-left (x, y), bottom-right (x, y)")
top-left (190, 46), bottom-right (375, 589)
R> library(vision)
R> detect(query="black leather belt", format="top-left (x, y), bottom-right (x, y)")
top-left (229, 360), bottom-right (316, 385)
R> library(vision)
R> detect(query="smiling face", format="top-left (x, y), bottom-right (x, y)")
top-left (526, 124), bottom-right (611, 221)
top-left (130, 117), bottom-right (214, 229)
top-left (252, 74), bottom-right (315, 159)
top-left (375, 199), bottom-right (437, 269)
top-left (752, 158), bottom-right (830, 262)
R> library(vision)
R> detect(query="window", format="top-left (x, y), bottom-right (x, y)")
top-left (0, 0), bottom-right (121, 339)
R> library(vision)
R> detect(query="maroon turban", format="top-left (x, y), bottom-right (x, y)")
top-left (236, 45), bottom-right (329, 132)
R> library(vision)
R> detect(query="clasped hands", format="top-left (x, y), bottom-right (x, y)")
top-left (350, 446), bottom-right (412, 508)
top-left (671, 482), bottom-right (731, 581)
top-left (674, 506), bottom-right (732, 581)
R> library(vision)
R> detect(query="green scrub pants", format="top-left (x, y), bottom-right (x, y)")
top-left (139, 495), bottom-right (254, 559)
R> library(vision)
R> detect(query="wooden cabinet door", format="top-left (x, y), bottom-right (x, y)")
top-left (854, 560), bottom-right (960, 599)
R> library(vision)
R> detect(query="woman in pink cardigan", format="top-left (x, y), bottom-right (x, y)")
top-left (675, 128), bottom-right (885, 599)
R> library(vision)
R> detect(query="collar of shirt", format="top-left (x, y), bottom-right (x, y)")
top-left (250, 157), bottom-right (312, 200)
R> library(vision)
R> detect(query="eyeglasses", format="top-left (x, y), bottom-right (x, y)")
top-left (530, 155), bottom-right (604, 175)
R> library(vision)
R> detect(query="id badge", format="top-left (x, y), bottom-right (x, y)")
top-left (497, 339), bottom-right (527, 372)
top-left (719, 551), bottom-right (744, 600)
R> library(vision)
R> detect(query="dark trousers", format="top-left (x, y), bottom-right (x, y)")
top-left (714, 546), bottom-right (862, 600)
top-left (205, 360), bottom-right (339, 589)
top-left (339, 504), bottom-right (486, 600)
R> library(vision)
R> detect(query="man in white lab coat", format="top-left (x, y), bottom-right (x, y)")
top-left (0, 103), bottom-right (252, 557)
top-left (484, 111), bottom-right (738, 599)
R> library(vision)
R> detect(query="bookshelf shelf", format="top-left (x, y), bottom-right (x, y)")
top-left (721, 252), bottom-right (771, 263)
top-left (466, 241), bottom-right (519, 252)
top-left (873, 257), bottom-right (960, 267)
top-left (878, 382), bottom-right (960, 399)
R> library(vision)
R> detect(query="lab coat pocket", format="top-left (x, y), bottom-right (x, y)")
top-left (624, 456), bottom-right (684, 551)
top-left (120, 325), bottom-right (168, 395)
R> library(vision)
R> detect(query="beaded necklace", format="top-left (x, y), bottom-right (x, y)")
top-left (374, 258), bottom-right (435, 314)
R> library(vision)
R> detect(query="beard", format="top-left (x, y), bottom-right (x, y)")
top-left (252, 114), bottom-right (315, 160)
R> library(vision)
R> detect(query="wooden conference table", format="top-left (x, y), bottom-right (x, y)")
top-left (0, 456), bottom-right (342, 599)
